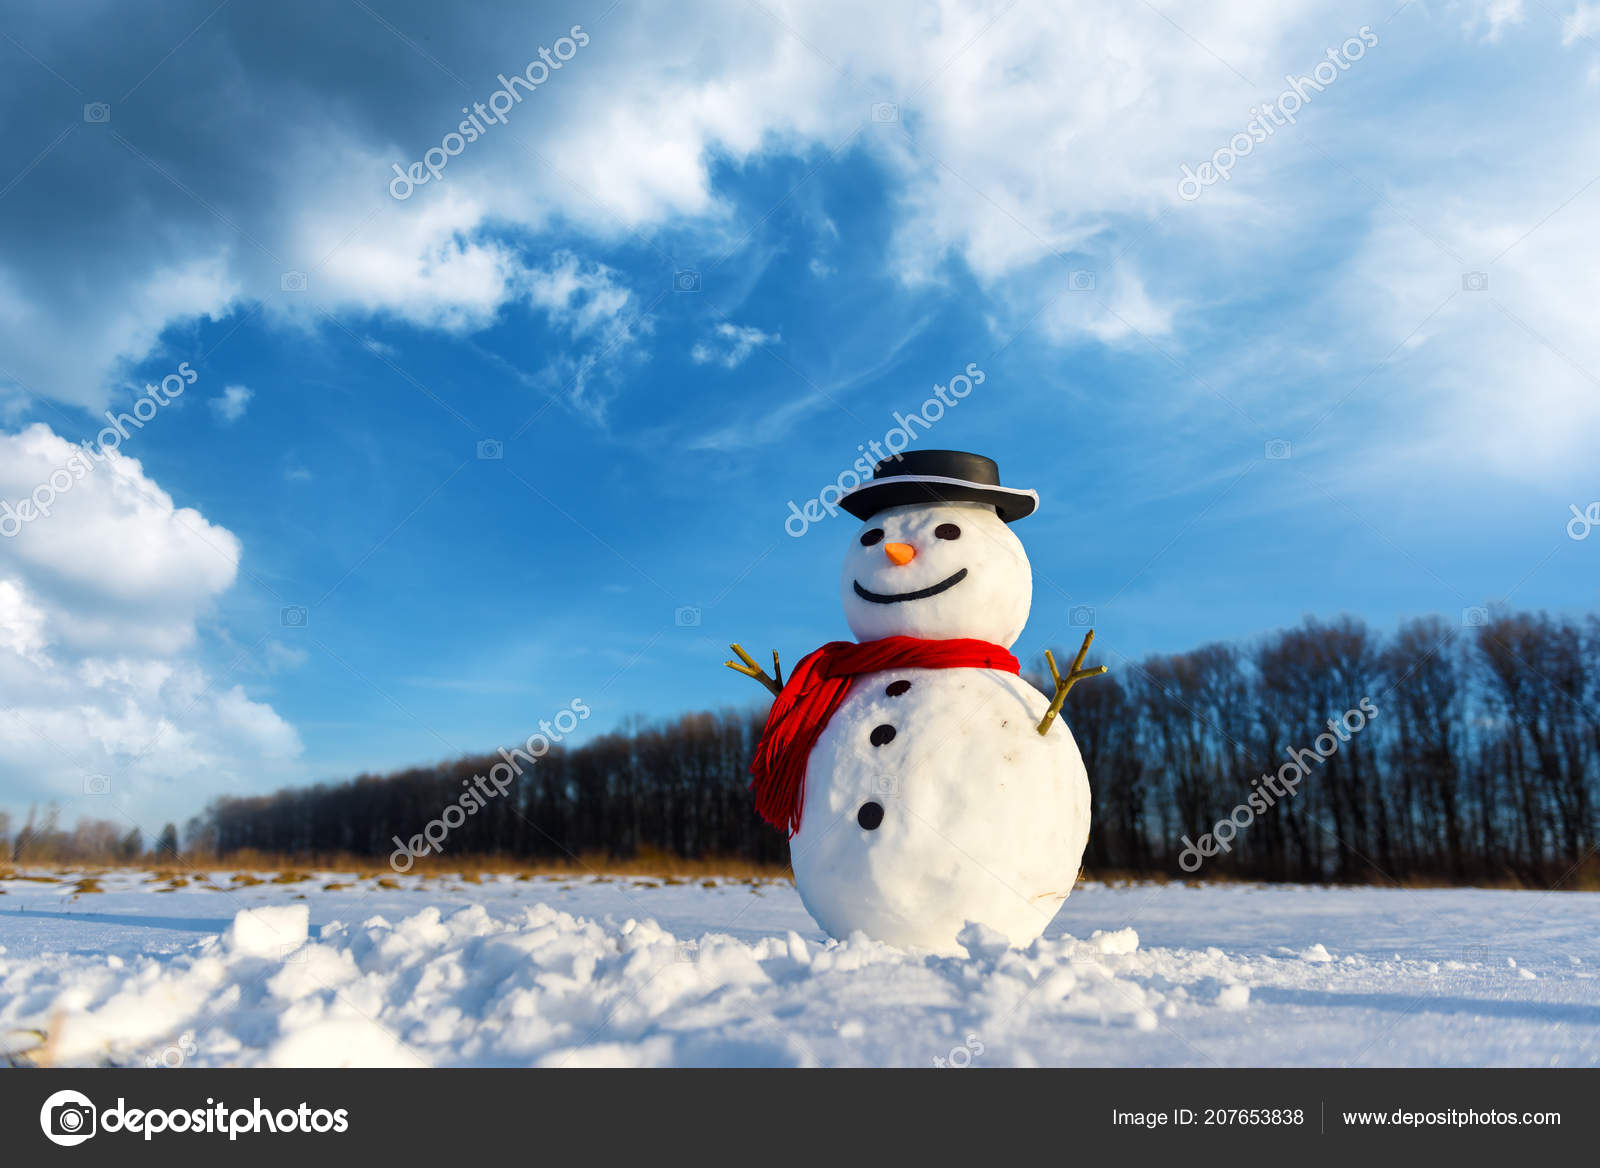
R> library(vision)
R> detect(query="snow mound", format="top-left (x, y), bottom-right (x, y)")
top-left (3, 875), bottom-right (1596, 1067)
top-left (0, 899), bottom-right (1251, 1068)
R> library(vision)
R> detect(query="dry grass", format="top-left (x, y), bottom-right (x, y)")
top-left (3, 1024), bottom-right (51, 1069)
top-left (149, 847), bottom-right (794, 881)
top-left (6, 850), bottom-right (1596, 891)
top-left (0, 869), bottom-right (62, 883)
top-left (1082, 858), bottom-right (1600, 893)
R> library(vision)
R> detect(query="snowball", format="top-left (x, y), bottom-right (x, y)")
top-left (224, 905), bottom-right (310, 957)
top-left (1091, 927), bottom-right (1140, 955)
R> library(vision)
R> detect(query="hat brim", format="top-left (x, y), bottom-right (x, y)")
top-left (839, 474), bottom-right (1039, 523)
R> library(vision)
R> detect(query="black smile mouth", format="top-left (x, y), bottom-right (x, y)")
top-left (852, 568), bottom-right (969, 604)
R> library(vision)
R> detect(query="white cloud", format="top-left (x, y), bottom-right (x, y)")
top-left (1335, 178), bottom-right (1600, 480)
top-left (0, 578), bottom-right (48, 662)
top-left (0, 426), bottom-right (237, 655)
top-left (691, 322), bottom-right (780, 368)
top-left (1562, 3), bottom-right (1600, 44)
top-left (523, 250), bottom-right (647, 348)
top-left (448, 251), bottom-right (655, 423)
top-left (1024, 267), bottom-right (1175, 347)
top-left (284, 183), bottom-right (533, 334)
top-left (0, 0), bottom-right (1595, 482)
top-left (262, 641), bottom-right (309, 673)
top-left (211, 384), bottom-right (254, 424)
top-left (0, 253), bottom-right (237, 409)
top-left (0, 0), bottom-right (1282, 411)
top-left (0, 424), bottom-right (303, 825)
top-left (1469, 0), bottom-right (1526, 42)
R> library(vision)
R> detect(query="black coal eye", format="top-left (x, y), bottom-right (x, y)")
top-left (934, 523), bottom-right (961, 540)
top-left (857, 801), bottom-right (884, 830)
top-left (859, 528), bottom-right (885, 546)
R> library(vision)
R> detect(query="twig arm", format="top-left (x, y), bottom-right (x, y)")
top-left (725, 643), bottom-right (784, 698)
top-left (1036, 630), bottom-right (1108, 735)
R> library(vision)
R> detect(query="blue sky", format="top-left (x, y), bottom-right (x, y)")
top-left (1, 0), bottom-right (1597, 830)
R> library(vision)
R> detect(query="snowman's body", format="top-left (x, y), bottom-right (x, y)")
top-left (792, 666), bottom-right (1089, 953)
top-left (780, 492), bottom-right (1093, 955)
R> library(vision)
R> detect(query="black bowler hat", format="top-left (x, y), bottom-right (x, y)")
top-left (839, 450), bottom-right (1039, 523)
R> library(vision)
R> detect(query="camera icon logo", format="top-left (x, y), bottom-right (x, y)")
top-left (83, 102), bottom-right (111, 124)
top-left (870, 101), bottom-right (899, 123)
top-left (1265, 439), bottom-right (1292, 460)
top-left (673, 269), bottom-right (701, 292)
top-left (675, 940), bottom-right (698, 963)
top-left (1069, 604), bottom-right (1096, 627)
top-left (281, 605), bottom-right (308, 627)
top-left (873, 774), bottom-right (901, 796)
top-left (280, 270), bottom-right (308, 293)
top-left (674, 605), bottom-right (702, 628)
top-left (476, 438), bottom-right (504, 460)
top-left (1462, 606), bottom-right (1489, 627)
top-left (40, 1089), bottom-right (97, 1146)
top-left (83, 773), bottom-right (111, 796)
top-left (1068, 269), bottom-right (1096, 291)
top-left (1461, 271), bottom-right (1489, 292)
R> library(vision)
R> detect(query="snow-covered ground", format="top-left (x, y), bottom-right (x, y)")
top-left (1, 868), bottom-right (1596, 1068)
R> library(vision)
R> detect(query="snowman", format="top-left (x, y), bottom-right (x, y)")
top-left (726, 450), bottom-right (1105, 954)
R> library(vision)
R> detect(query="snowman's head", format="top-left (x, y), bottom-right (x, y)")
top-left (840, 500), bottom-right (1032, 646)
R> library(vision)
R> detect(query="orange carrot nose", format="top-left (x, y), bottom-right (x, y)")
top-left (884, 542), bottom-right (916, 565)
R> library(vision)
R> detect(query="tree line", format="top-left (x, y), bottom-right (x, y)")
top-left (187, 708), bottom-right (787, 868)
top-left (9, 608), bottom-right (1596, 887)
top-left (4, 807), bottom-right (180, 865)
top-left (1069, 609), bottom-right (1597, 885)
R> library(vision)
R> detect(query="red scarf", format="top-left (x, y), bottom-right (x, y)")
top-left (749, 636), bottom-right (1020, 836)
